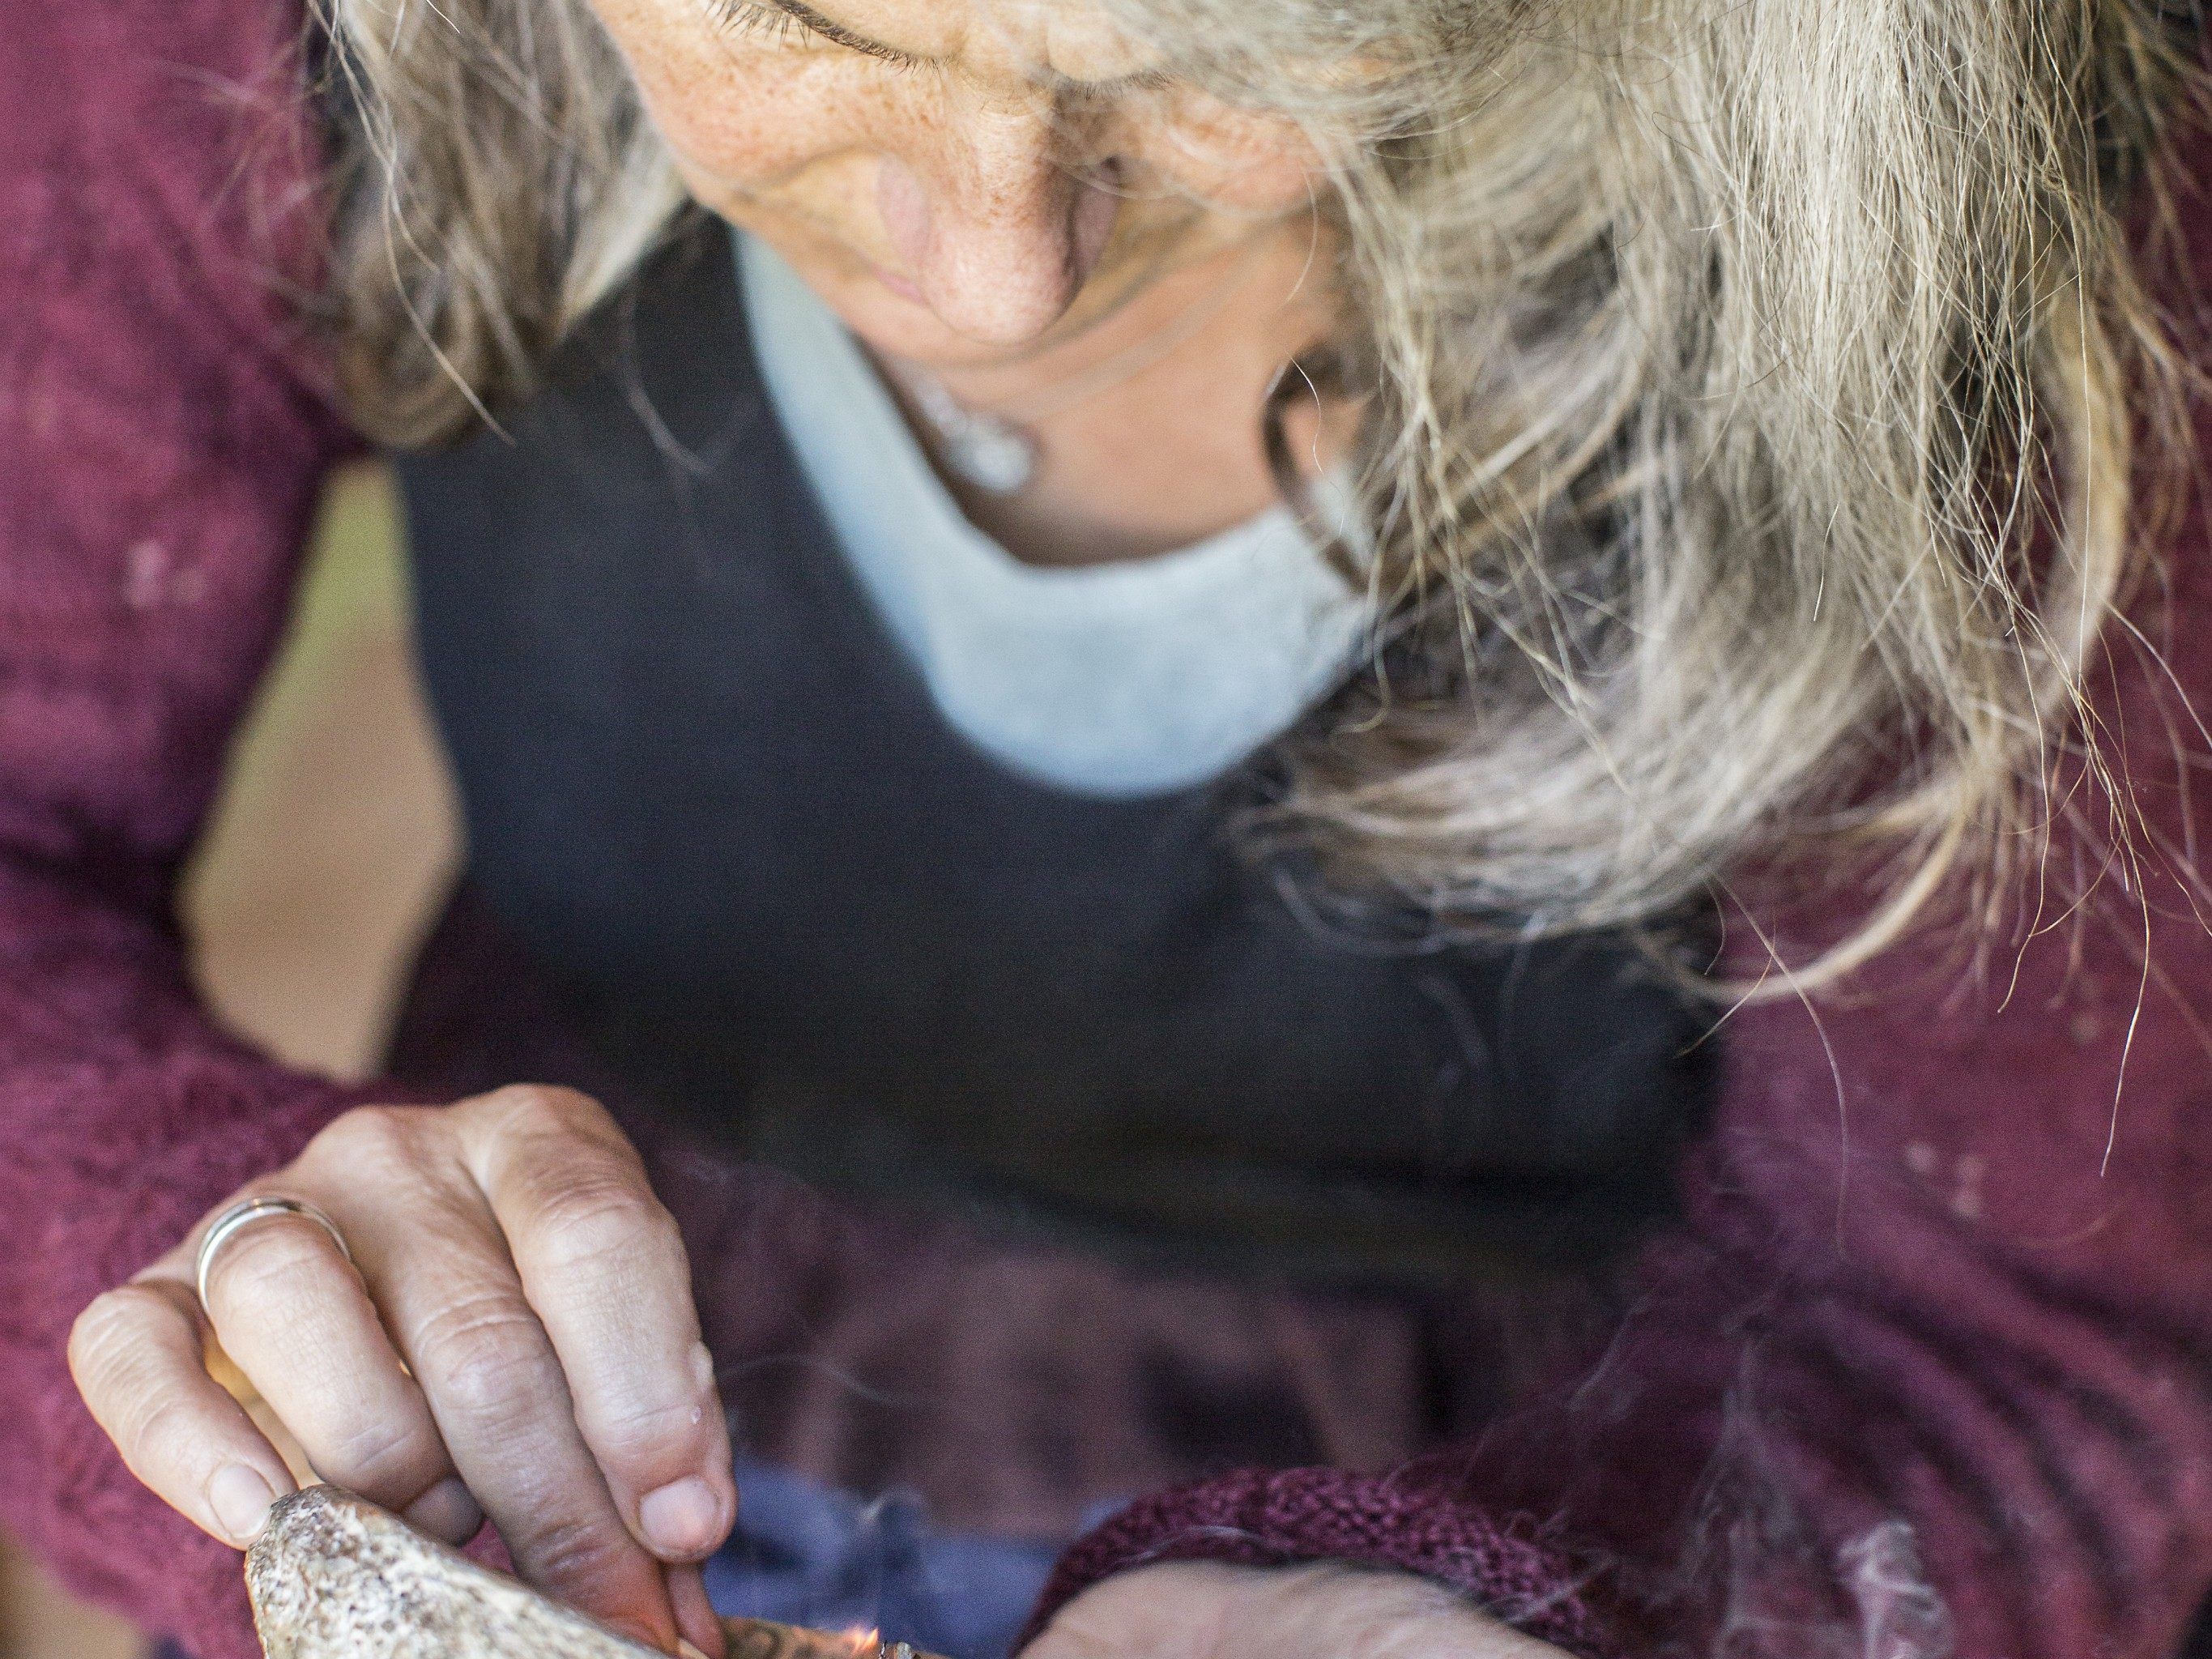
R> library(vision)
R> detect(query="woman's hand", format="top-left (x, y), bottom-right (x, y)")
top-left (1021, 1559), bottom-right (1575, 1659)
top-left (66, 1084), bottom-right (735, 1657)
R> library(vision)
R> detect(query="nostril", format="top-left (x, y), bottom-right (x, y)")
top-left (1069, 157), bottom-right (1125, 288)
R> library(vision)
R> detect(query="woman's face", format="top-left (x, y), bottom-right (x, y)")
top-left (586, 0), bottom-right (1332, 373)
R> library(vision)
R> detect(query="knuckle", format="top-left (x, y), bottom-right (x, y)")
top-left (307, 1103), bottom-right (421, 1169)
top-left (589, 1392), bottom-right (710, 1470)
top-left (318, 1413), bottom-right (441, 1494)
top-left (410, 1294), bottom-right (551, 1422)
top-left (126, 1391), bottom-right (215, 1473)
top-left (206, 1220), bottom-right (344, 1316)
top-left (517, 1510), bottom-right (643, 1595)
top-left (68, 1286), bottom-right (157, 1377)
top-left (484, 1083), bottom-right (594, 1138)
top-left (524, 1178), bottom-right (675, 1277)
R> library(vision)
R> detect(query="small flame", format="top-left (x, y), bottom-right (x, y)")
top-left (837, 1627), bottom-right (881, 1658)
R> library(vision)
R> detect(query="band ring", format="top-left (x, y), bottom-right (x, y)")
top-left (194, 1196), bottom-right (354, 1316)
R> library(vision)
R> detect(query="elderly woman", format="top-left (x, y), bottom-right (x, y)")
top-left (6, 1), bottom-right (2212, 1657)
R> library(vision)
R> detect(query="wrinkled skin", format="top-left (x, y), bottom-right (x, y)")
top-left (592, 0), bottom-right (1361, 564)
top-left (1022, 1561), bottom-right (1557, 1659)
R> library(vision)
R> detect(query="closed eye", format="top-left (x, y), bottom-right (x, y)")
top-left (702, 0), bottom-right (1176, 92)
top-left (703, 0), bottom-right (929, 71)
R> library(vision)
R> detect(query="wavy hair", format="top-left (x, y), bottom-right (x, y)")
top-left (315, 0), bottom-right (2206, 987)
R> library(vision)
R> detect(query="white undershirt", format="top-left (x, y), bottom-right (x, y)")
top-left (735, 226), bottom-right (1373, 800)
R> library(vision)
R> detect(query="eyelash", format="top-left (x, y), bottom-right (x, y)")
top-left (701, 0), bottom-right (1174, 92)
top-left (705, 0), bottom-right (928, 73)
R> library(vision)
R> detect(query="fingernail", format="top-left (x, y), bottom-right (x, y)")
top-left (209, 1464), bottom-right (276, 1546)
top-left (402, 1475), bottom-right (484, 1543)
top-left (638, 1475), bottom-right (722, 1558)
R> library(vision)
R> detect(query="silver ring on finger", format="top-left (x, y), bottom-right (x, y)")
top-left (194, 1196), bottom-right (355, 1318)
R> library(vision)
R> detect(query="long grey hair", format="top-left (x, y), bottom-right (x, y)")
top-left (314, 0), bottom-right (2206, 988)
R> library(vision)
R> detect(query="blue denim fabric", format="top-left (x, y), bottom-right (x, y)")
top-left (703, 1460), bottom-right (1113, 1659)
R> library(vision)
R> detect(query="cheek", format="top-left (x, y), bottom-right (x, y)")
top-left (1127, 97), bottom-right (1332, 215)
top-left (586, 0), bottom-right (881, 188)
top-left (641, 59), bottom-right (847, 186)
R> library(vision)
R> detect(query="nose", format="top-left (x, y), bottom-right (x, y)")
top-left (877, 96), bottom-right (1123, 347)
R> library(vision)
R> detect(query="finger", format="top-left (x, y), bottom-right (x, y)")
top-left (355, 1171), bottom-right (680, 1648)
top-left (191, 1192), bottom-right (483, 1545)
top-left (68, 1276), bottom-right (296, 1548)
top-left (459, 1085), bottom-right (735, 1563)
top-left (667, 1562), bottom-right (728, 1659)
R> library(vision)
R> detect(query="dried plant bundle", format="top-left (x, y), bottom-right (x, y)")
top-left (246, 1486), bottom-right (938, 1659)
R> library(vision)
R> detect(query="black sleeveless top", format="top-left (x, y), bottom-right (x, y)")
top-left (393, 223), bottom-right (1716, 1289)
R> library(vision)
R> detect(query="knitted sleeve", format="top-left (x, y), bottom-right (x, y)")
top-left (1025, 280), bottom-right (2212, 1659)
top-left (0, 1), bottom-right (385, 1652)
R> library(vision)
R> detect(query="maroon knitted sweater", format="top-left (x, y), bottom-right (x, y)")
top-left (9, 5), bottom-right (2212, 1659)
